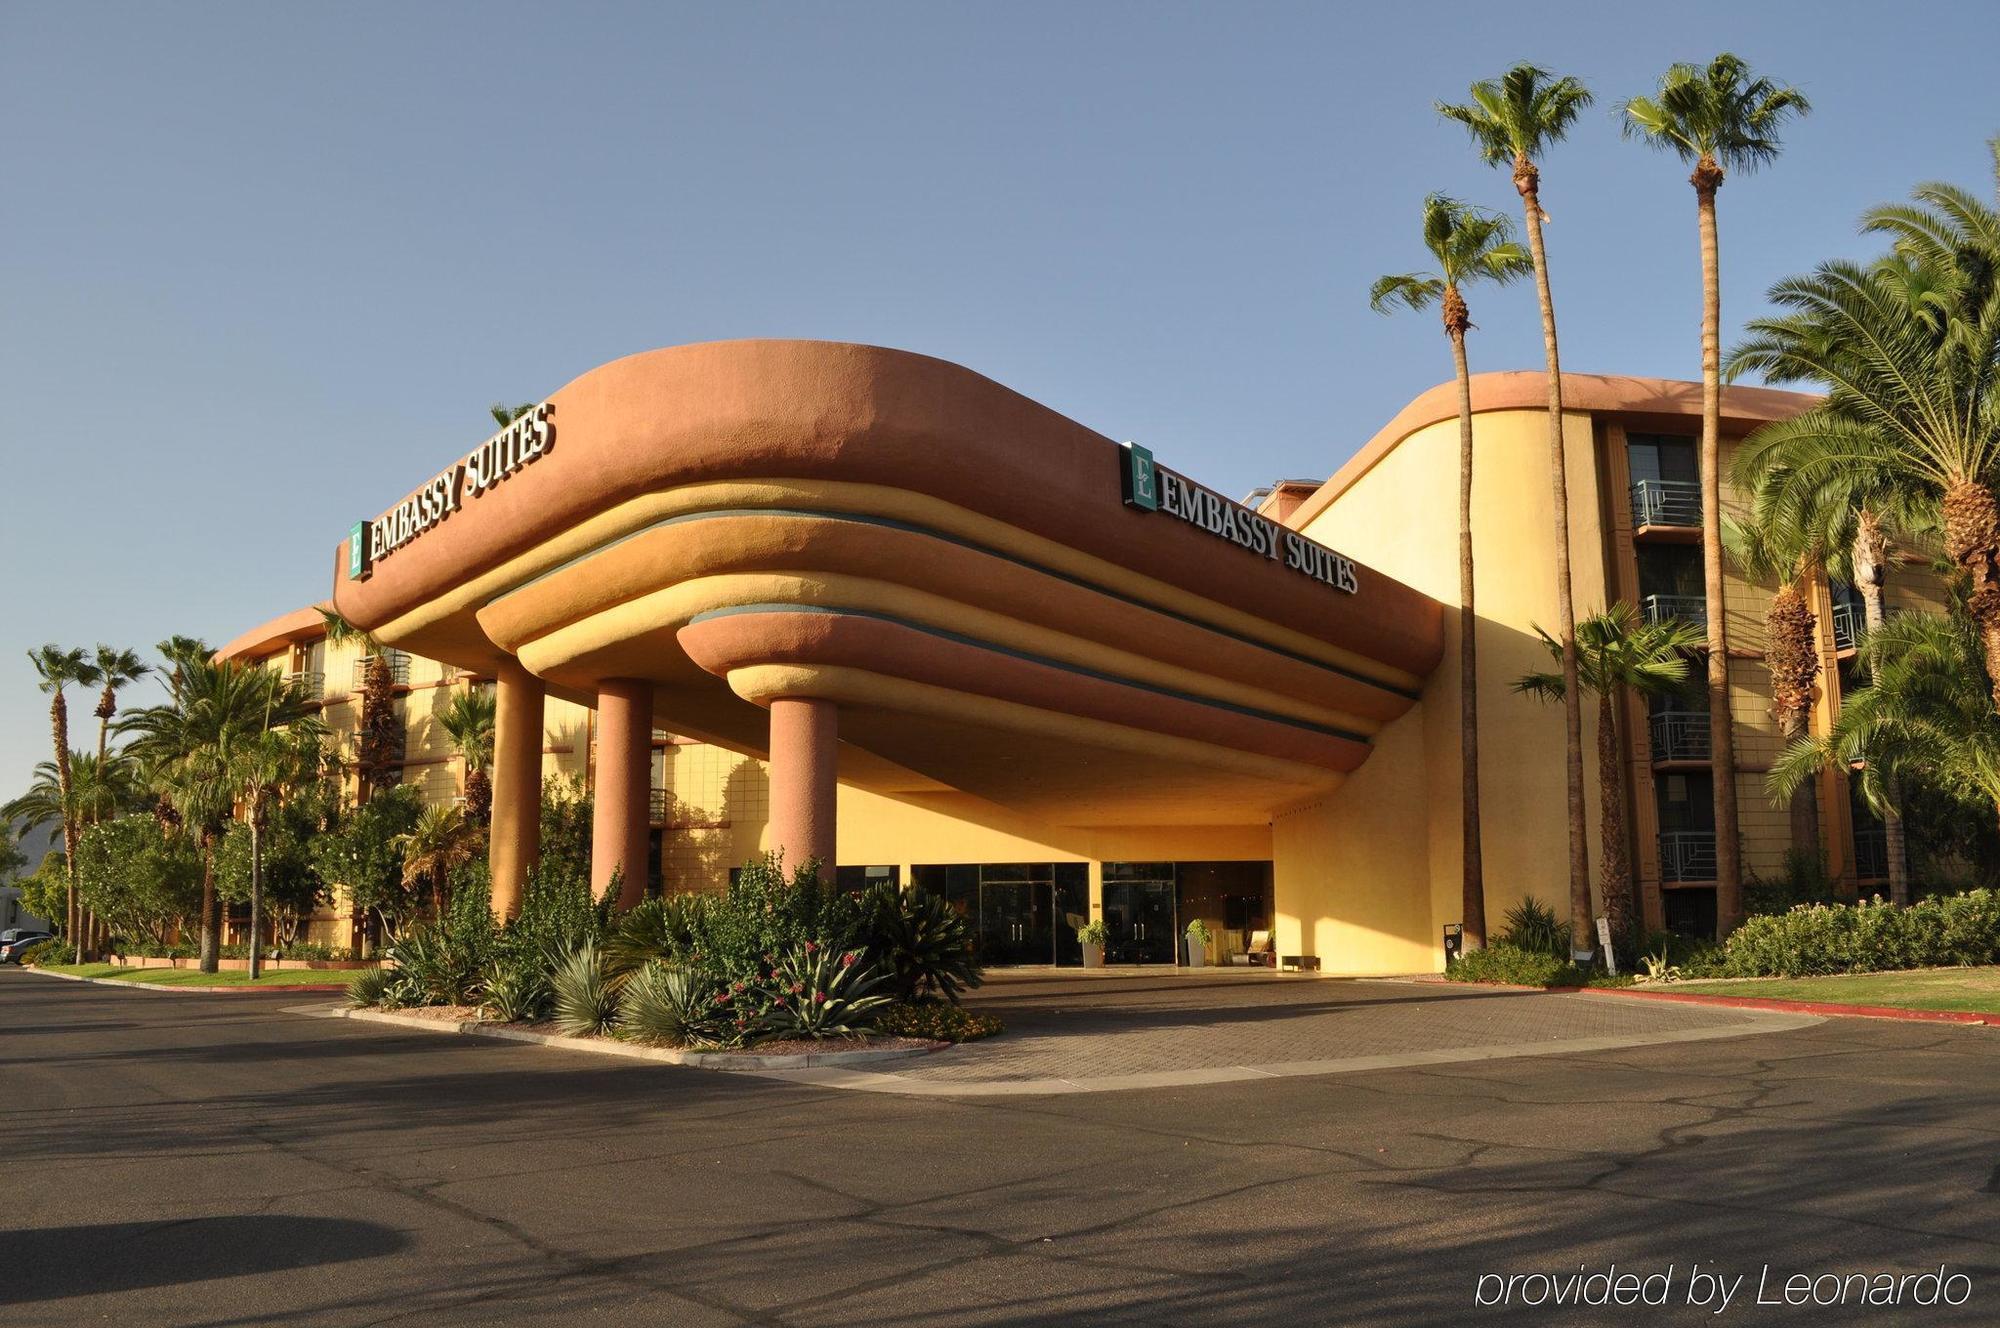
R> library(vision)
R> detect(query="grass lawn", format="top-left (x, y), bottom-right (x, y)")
top-left (1669, 967), bottom-right (2000, 1014)
top-left (34, 963), bottom-right (369, 988)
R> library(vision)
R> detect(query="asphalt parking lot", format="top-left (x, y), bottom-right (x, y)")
top-left (4, 966), bottom-right (1997, 1325)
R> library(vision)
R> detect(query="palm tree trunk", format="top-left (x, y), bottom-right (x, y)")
top-left (1448, 311), bottom-right (1486, 949)
top-left (247, 816), bottom-right (263, 981)
top-left (1766, 577), bottom-right (1821, 859)
top-left (1695, 164), bottom-right (1743, 938)
top-left (1941, 481), bottom-right (2000, 710)
top-left (50, 694), bottom-right (79, 953)
top-left (1519, 169), bottom-right (1592, 958)
top-left (1596, 690), bottom-right (1632, 944)
top-left (1853, 511), bottom-right (1910, 904)
top-left (198, 839), bottom-right (219, 974)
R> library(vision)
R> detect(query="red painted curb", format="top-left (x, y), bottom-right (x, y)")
top-left (1582, 985), bottom-right (1997, 1025)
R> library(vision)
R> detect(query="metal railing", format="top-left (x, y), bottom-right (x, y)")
top-left (353, 651), bottom-right (410, 687)
top-left (284, 669), bottom-right (324, 701)
top-left (1659, 830), bottom-right (1718, 883)
top-left (1642, 593), bottom-right (1706, 628)
top-left (650, 787), bottom-right (667, 823)
top-left (1831, 600), bottom-right (1861, 651)
top-left (1852, 823), bottom-right (1888, 880)
top-left (1648, 710), bottom-right (1712, 762)
top-left (1630, 479), bottom-right (1701, 528)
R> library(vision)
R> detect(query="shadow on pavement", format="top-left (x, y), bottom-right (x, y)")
top-left (0, 1216), bottom-right (409, 1306)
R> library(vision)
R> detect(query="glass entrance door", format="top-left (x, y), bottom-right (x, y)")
top-left (979, 882), bottom-right (1053, 966)
top-left (1102, 878), bottom-right (1177, 965)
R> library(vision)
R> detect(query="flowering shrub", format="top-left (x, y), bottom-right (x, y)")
top-left (875, 999), bottom-right (1004, 1043)
top-left (751, 942), bottom-right (893, 1039)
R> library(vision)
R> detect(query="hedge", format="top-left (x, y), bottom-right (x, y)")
top-left (1720, 890), bottom-right (2000, 978)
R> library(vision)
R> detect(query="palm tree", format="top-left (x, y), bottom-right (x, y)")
top-left (1771, 611), bottom-right (2000, 834)
top-left (436, 688), bottom-right (498, 824)
top-left (491, 402), bottom-right (537, 428)
top-left (89, 646), bottom-right (150, 769)
top-left (1515, 605), bottom-right (1704, 943)
top-left (1439, 64), bottom-right (1597, 954)
top-left (1724, 517), bottom-right (1832, 856)
top-left (27, 645), bottom-right (101, 948)
top-left (1621, 53), bottom-right (1811, 936)
top-left (321, 609), bottom-right (401, 802)
top-left (1371, 194), bottom-right (1533, 949)
top-left (4, 752), bottom-right (142, 834)
top-left (121, 660), bottom-right (316, 972)
top-left (157, 636), bottom-right (212, 691)
top-left (228, 726), bottom-right (325, 979)
top-left (394, 803), bottom-right (481, 918)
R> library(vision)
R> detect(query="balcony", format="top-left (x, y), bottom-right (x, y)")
top-left (353, 651), bottom-right (410, 687)
top-left (650, 787), bottom-right (667, 823)
top-left (283, 669), bottom-right (325, 702)
top-left (1852, 823), bottom-right (1888, 880)
top-left (1648, 710), bottom-right (1712, 763)
top-left (1630, 479), bottom-right (1701, 529)
top-left (1642, 593), bottom-right (1706, 628)
top-left (1831, 600), bottom-right (1861, 651)
top-left (1659, 830), bottom-right (1718, 883)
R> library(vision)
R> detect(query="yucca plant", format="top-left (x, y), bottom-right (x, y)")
top-left (481, 958), bottom-right (549, 1023)
top-left (1494, 896), bottom-right (1569, 959)
top-left (384, 922), bottom-right (484, 1005)
top-left (617, 961), bottom-right (723, 1047)
top-left (550, 939), bottom-right (620, 1036)
top-left (346, 965), bottom-right (392, 1009)
top-left (861, 883), bottom-right (983, 1004)
top-left (756, 941), bottom-right (894, 1040)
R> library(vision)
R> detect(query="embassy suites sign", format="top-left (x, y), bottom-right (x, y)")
top-left (1119, 442), bottom-right (1358, 593)
top-left (347, 403), bottom-right (555, 580)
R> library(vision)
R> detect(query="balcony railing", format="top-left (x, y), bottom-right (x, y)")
top-left (1630, 479), bottom-right (1702, 528)
top-left (283, 669), bottom-right (325, 702)
top-left (1648, 710), bottom-right (1712, 763)
top-left (1659, 830), bottom-right (1718, 883)
top-left (1642, 593), bottom-right (1706, 628)
top-left (353, 651), bottom-right (410, 687)
top-left (1831, 600), bottom-right (1861, 651)
top-left (650, 787), bottom-right (667, 823)
top-left (1852, 823), bottom-right (1888, 880)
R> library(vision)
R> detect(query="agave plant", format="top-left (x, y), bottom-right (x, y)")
top-left (549, 939), bottom-right (620, 1036)
top-left (617, 961), bottom-right (724, 1047)
top-left (755, 941), bottom-right (894, 1040)
top-left (345, 965), bottom-right (392, 1009)
top-left (482, 958), bottom-right (549, 1023)
top-left (861, 884), bottom-right (983, 1004)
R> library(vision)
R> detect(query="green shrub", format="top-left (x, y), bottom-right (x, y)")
top-left (861, 884), bottom-right (983, 1004)
top-left (18, 938), bottom-right (74, 966)
top-left (1744, 850), bottom-right (1839, 917)
top-left (753, 942), bottom-right (893, 1040)
top-left (481, 958), bottom-right (550, 1023)
top-left (550, 940), bottom-right (621, 1036)
top-left (1720, 889), bottom-right (2000, 977)
top-left (1495, 897), bottom-right (1568, 958)
top-left (876, 999), bottom-right (1004, 1043)
top-left (617, 961), bottom-right (725, 1047)
top-left (383, 923), bottom-right (485, 1006)
top-left (1075, 919), bottom-right (1108, 948)
top-left (346, 966), bottom-right (393, 1009)
top-left (1638, 930), bottom-right (1728, 978)
top-left (606, 893), bottom-right (709, 975)
top-left (1447, 943), bottom-right (1589, 987)
top-left (686, 855), bottom-right (862, 983)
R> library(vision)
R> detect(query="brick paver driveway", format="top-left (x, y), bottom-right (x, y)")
top-left (769, 969), bottom-right (1818, 1094)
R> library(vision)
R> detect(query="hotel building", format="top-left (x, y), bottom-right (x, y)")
top-left (218, 341), bottom-right (1943, 971)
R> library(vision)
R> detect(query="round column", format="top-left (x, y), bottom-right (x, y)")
top-left (488, 658), bottom-right (545, 920)
top-left (591, 679), bottom-right (655, 908)
top-left (767, 696), bottom-right (837, 881)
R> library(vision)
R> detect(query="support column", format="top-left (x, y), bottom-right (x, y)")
top-left (489, 658), bottom-right (545, 921)
top-left (767, 696), bottom-right (837, 880)
top-left (591, 679), bottom-right (654, 908)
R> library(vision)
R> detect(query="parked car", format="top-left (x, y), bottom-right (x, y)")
top-left (0, 929), bottom-right (54, 963)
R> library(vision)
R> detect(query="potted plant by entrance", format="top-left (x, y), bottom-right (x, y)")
top-left (1076, 919), bottom-right (1107, 969)
top-left (1184, 919), bottom-right (1211, 968)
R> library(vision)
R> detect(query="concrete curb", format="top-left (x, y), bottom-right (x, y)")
top-left (298, 1003), bottom-right (950, 1070)
top-left (22, 968), bottom-right (352, 995)
top-left (1582, 984), bottom-right (1999, 1026)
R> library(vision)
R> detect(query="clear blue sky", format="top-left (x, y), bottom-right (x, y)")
top-left (1, 1), bottom-right (1993, 791)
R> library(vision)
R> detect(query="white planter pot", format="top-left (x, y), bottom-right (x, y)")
top-left (1081, 943), bottom-right (1104, 969)
top-left (1185, 939), bottom-right (1207, 968)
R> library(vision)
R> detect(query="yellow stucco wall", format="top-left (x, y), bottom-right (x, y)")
top-left (1293, 407), bottom-right (1612, 968)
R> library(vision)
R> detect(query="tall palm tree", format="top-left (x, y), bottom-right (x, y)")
top-left (122, 660), bottom-right (316, 972)
top-left (90, 646), bottom-right (150, 769)
top-left (3, 752), bottom-right (142, 834)
top-left (1771, 610), bottom-right (2000, 833)
top-left (395, 803), bottom-right (481, 918)
top-left (1439, 63), bottom-right (1596, 955)
top-left (491, 402), bottom-right (537, 428)
top-left (1515, 604), bottom-right (1703, 943)
top-left (157, 636), bottom-right (213, 691)
top-left (437, 688), bottom-right (498, 824)
top-left (1371, 194), bottom-right (1533, 949)
top-left (1621, 53), bottom-right (1811, 936)
top-left (26, 645), bottom-right (101, 947)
